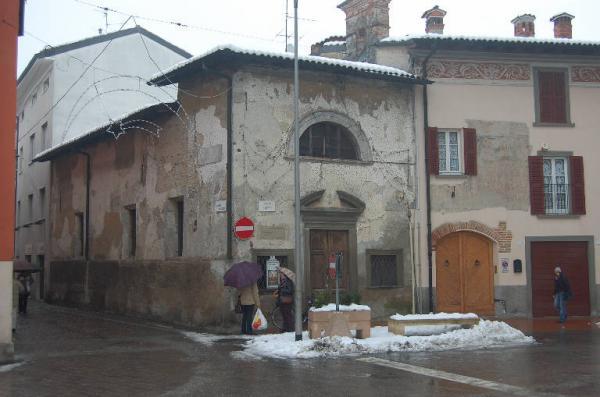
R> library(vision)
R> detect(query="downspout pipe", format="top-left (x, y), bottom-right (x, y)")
top-left (421, 44), bottom-right (437, 313)
top-left (202, 64), bottom-right (233, 259)
top-left (78, 151), bottom-right (91, 261)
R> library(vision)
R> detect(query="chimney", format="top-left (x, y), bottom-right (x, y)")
top-left (338, 0), bottom-right (391, 61)
top-left (511, 14), bottom-right (536, 37)
top-left (422, 5), bottom-right (447, 35)
top-left (550, 13), bottom-right (574, 39)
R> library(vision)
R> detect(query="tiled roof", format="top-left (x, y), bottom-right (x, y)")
top-left (150, 44), bottom-right (427, 85)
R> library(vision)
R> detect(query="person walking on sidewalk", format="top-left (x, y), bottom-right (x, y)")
top-left (553, 266), bottom-right (572, 324)
top-left (17, 272), bottom-right (34, 315)
top-left (13, 276), bottom-right (20, 332)
top-left (238, 282), bottom-right (260, 335)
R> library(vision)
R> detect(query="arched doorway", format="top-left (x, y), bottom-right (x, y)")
top-left (436, 231), bottom-right (494, 315)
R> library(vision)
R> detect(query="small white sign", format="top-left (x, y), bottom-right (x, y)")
top-left (215, 200), bottom-right (226, 212)
top-left (501, 258), bottom-right (509, 273)
top-left (266, 256), bottom-right (280, 289)
top-left (258, 200), bottom-right (276, 212)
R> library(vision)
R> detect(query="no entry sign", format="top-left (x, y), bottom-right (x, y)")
top-left (234, 217), bottom-right (255, 240)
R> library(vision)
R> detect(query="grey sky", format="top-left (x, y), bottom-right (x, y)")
top-left (18, 0), bottom-right (600, 75)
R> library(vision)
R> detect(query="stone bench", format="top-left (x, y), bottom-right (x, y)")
top-left (389, 315), bottom-right (480, 336)
top-left (308, 308), bottom-right (371, 339)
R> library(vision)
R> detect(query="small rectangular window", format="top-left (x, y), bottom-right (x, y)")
top-left (127, 206), bottom-right (137, 257)
top-left (438, 130), bottom-right (462, 174)
top-left (543, 157), bottom-right (569, 214)
top-left (43, 78), bottom-right (50, 94)
top-left (27, 194), bottom-right (33, 223)
top-left (368, 250), bottom-right (402, 288)
top-left (19, 147), bottom-right (23, 172)
top-left (39, 187), bottom-right (46, 220)
top-left (41, 123), bottom-right (48, 152)
top-left (75, 212), bottom-right (84, 257)
top-left (175, 200), bottom-right (184, 256)
top-left (29, 133), bottom-right (36, 161)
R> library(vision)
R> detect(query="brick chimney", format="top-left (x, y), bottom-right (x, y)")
top-left (422, 5), bottom-right (447, 34)
top-left (338, 0), bottom-right (391, 61)
top-left (550, 13), bottom-right (574, 39)
top-left (511, 14), bottom-right (536, 37)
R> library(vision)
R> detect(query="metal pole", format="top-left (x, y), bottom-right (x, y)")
top-left (293, 0), bottom-right (303, 342)
top-left (335, 253), bottom-right (341, 311)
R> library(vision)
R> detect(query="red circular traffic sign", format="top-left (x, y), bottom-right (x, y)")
top-left (234, 217), bottom-right (255, 240)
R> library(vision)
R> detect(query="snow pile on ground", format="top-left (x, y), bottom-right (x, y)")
top-left (390, 312), bottom-right (478, 321)
top-left (310, 304), bottom-right (371, 312)
top-left (182, 331), bottom-right (251, 346)
top-left (0, 362), bottom-right (24, 373)
top-left (241, 320), bottom-right (534, 359)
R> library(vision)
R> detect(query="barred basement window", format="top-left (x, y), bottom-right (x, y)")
top-left (368, 250), bottom-right (402, 288)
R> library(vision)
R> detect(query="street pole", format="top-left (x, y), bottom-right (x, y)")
top-left (293, 0), bottom-right (303, 342)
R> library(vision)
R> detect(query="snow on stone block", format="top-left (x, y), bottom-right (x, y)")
top-left (309, 308), bottom-right (371, 339)
top-left (389, 312), bottom-right (480, 336)
top-left (309, 303), bottom-right (371, 312)
top-left (390, 312), bottom-right (478, 321)
top-left (239, 320), bottom-right (534, 359)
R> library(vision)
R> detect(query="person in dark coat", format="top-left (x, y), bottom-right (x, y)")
top-left (553, 266), bottom-right (571, 323)
top-left (277, 269), bottom-right (295, 332)
top-left (17, 272), bottom-right (34, 315)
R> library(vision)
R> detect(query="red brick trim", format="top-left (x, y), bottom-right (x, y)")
top-left (432, 221), bottom-right (513, 253)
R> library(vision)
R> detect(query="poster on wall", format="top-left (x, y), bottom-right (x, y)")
top-left (501, 258), bottom-right (509, 273)
top-left (266, 256), bottom-right (280, 289)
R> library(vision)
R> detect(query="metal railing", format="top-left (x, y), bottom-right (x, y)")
top-left (544, 183), bottom-right (570, 215)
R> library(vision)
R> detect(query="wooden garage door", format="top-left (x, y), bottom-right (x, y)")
top-left (531, 241), bottom-right (590, 317)
top-left (436, 232), bottom-right (494, 315)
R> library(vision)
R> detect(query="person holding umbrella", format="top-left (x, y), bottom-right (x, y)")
top-left (223, 261), bottom-right (263, 335)
top-left (277, 267), bottom-right (295, 333)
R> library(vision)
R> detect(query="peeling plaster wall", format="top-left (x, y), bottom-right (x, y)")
top-left (47, 67), bottom-right (419, 323)
top-left (230, 67), bottom-right (417, 317)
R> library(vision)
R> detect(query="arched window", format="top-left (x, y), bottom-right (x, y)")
top-left (299, 122), bottom-right (358, 160)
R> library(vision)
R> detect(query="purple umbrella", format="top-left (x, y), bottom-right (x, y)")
top-left (223, 261), bottom-right (263, 289)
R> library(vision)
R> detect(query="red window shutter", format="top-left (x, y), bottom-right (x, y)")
top-left (428, 127), bottom-right (439, 175)
top-left (538, 71), bottom-right (567, 124)
top-left (463, 128), bottom-right (477, 175)
top-left (528, 156), bottom-right (545, 215)
top-left (570, 156), bottom-right (586, 215)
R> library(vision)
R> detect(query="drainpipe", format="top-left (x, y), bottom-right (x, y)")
top-left (202, 64), bottom-right (233, 259)
top-left (421, 44), bottom-right (437, 313)
top-left (78, 151), bottom-right (91, 261)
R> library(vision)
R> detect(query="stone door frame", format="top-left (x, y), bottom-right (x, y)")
top-left (301, 190), bottom-right (364, 296)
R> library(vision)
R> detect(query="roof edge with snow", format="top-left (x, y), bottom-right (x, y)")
top-left (379, 34), bottom-right (600, 55)
top-left (34, 102), bottom-right (179, 162)
top-left (18, 26), bottom-right (192, 85)
top-left (149, 45), bottom-right (429, 86)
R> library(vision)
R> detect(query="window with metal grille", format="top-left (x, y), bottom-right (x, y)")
top-left (299, 122), bottom-right (358, 160)
top-left (438, 130), bottom-right (461, 174)
top-left (543, 157), bottom-right (569, 214)
top-left (369, 252), bottom-right (401, 288)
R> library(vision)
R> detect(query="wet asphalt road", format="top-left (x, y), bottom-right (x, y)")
top-left (0, 302), bottom-right (598, 397)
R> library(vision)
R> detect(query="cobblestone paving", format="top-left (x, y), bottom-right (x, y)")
top-left (1, 302), bottom-right (599, 396)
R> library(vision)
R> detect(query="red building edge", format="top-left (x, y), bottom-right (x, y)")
top-left (0, 0), bottom-right (23, 261)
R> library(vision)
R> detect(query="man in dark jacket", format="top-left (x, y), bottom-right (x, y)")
top-left (553, 266), bottom-right (571, 323)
